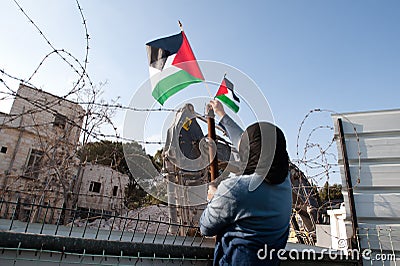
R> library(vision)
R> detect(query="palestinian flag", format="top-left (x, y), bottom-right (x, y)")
top-left (215, 76), bottom-right (240, 113)
top-left (146, 31), bottom-right (204, 105)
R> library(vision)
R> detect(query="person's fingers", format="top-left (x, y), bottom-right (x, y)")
top-left (209, 100), bottom-right (219, 110)
top-left (209, 100), bottom-right (215, 108)
top-left (209, 99), bottom-right (226, 118)
top-left (210, 99), bottom-right (219, 108)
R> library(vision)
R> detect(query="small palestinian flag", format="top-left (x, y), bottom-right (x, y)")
top-left (215, 76), bottom-right (240, 113)
top-left (146, 31), bottom-right (204, 105)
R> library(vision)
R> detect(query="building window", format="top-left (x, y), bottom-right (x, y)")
top-left (1, 146), bottom-right (7, 154)
top-left (112, 186), bottom-right (118, 197)
top-left (53, 114), bottom-right (67, 129)
top-left (24, 149), bottom-right (44, 179)
top-left (89, 181), bottom-right (101, 193)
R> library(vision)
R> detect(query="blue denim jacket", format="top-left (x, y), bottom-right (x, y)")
top-left (200, 115), bottom-right (292, 265)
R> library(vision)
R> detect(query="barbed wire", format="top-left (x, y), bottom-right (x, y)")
top-left (75, 101), bottom-right (179, 113)
top-left (12, 0), bottom-right (93, 94)
top-left (0, 84), bottom-right (178, 128)
top-left (0, 188), bottom-right (129, 202)
top-left (2, 0), bottom-right (93, 133)
top-left (71, 0), bottom-right (91, 95)
top-left (0, 86), bottom-right (168, 146)
top-left (0, 1), bottom-right (170, 229)
top-left (0, 0), bottom-right (94, 144)
top-left (0, 69), bottom-right (37, 90)
top-left (294, 108), bottom-right (361, 185)
top-left (93, 133), bottom-right (165, 145)
top-left (289, 108), bottom-right (363, 245)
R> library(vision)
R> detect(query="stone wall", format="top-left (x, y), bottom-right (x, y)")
top-left (0, 84), bottom-right (85, 219)
top-left (0, 84), bottom-right (84, 179)
top-left (77, 163), bottom-right (129, 215)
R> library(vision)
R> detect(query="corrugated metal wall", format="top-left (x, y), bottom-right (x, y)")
top-left (332, 109), bottom-right (400, 264)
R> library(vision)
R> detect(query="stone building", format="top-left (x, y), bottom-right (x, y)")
top-left (0, 83), bottom-right (85, 222)
top-left (76, 163), bottom-right (129, 216)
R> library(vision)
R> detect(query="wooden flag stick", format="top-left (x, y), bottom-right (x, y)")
top-left (204, 82), bottom-right (213, 99)
top-left (206, 104), bottom-right (218, 182)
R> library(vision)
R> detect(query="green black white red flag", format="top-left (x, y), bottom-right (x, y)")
top-left (146, 31), bottom-right (204, 105)
top-left (215, 76), bottom-right (240, 113)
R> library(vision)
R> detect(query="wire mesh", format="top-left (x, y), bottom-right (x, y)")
top-left (0, 198), bottom-right (212, 247)
top-left (0, 197), bottom-right (214, 264)
top-left (357, 226), bottom-right (399, 265)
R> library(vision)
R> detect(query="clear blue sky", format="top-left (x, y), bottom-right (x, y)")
top-left (1, 0), bottom-right (399, 183)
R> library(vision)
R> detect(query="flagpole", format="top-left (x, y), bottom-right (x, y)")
top-left (178, 20), bottom-right (213, 99)
top-left (178, 20), bottom-right (217, 182)
top-left (206, 104), bottom-right (218, 182)
top-left (204, 82), bottom-right (213, 98)
top-left (178, 21), bottom-right (218, 187)
top-left (178, 20), bottom-right (183, 31)
top-left (215, 72), bottom-right (228, 100)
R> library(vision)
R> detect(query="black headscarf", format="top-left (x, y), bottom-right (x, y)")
top-left (238, 122), bottom-right (289, 185)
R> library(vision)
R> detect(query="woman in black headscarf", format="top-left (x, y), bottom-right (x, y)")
top-left (200, 100), bottom-right (292, 266)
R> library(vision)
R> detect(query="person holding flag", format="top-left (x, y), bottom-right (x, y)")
top-left (200, 100), bottom-right (292, 265)
top-left (146, 25), bottom-right (291, 265)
